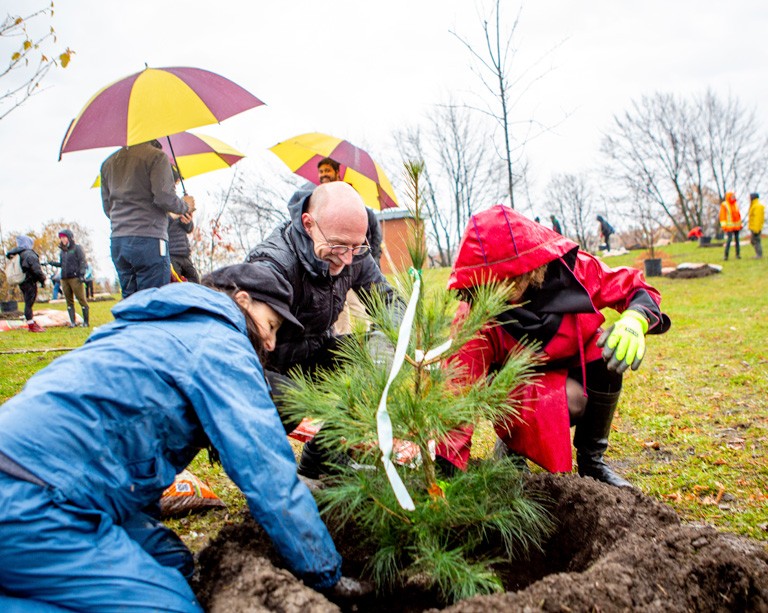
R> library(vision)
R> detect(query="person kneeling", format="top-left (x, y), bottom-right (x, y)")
top-left (436, 205), bottom-right (671, 488)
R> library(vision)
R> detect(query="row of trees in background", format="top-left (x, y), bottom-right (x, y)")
top-left (601, 89), bottom-right (767, 243)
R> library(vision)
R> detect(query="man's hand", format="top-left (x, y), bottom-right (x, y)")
top-left (179, 212), bottom-right (194, 223)
top-left (597, 309), bottom-right (649, 374)
top-left (183, 194), bottom-right (196, 214)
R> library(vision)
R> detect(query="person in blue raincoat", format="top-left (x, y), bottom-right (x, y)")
top-left (0, 263), bottom-right (363, 612)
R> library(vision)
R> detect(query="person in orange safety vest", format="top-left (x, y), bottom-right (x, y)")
top-left (719, 192), bottom-right (743, 260)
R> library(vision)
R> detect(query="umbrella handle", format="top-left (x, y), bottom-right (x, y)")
top-left (166, 136), bottom-right (188, 195)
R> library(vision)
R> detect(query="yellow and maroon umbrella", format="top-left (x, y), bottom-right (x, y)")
top-left (59, 66), bottom-right (264, 159)
top-left (270, 132), bottom-right (399, 210)
top-left (91, 131), bottom-right (245, 188)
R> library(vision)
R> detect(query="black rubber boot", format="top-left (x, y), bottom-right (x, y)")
top-left (492, 437), bottom-right (530, 473)
top-left (82, 305), bottom-right (90, 328)
top-left (574, 389), bottom-right (632, 488)
top-left (66, 305), bottom-right (77, 327)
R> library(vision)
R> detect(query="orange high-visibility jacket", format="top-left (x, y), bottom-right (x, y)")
top-left (720, 192), bottom-right (742, 232)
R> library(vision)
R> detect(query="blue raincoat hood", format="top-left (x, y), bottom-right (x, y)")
top-left (112, 283), bottom-right (246, 335)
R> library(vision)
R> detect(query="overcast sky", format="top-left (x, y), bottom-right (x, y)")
top-left (2, 1), bottom-right (766, 276)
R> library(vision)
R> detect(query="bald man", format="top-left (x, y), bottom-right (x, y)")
top-left (247, 182), bottom-right (402, 478)
top-left (247, 182), bottom-right (400, 374)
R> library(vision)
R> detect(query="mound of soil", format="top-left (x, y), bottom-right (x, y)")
top-left (193, 474), bottom-right (768, 612)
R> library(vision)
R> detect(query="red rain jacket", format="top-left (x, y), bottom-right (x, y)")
top-left (437, 205), bottom-right (667, 472)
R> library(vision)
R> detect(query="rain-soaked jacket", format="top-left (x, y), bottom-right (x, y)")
top-left (246, 188), bottom-right (399, 372)
top-left (0, 283), bottom-right (341, 589)
top-left (436, 205), bottom-right (670, 472)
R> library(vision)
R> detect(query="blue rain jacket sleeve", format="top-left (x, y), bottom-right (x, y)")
top-left (180, 341), bottom-right (342, 589)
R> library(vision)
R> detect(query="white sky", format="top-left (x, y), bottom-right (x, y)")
top-left (1, 1), bottom-right (766, 276)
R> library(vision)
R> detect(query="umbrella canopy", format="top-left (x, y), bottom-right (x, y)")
top-left (91, 131), bottom-right (245, 188)
top-left (59, 66), bottom-right (264, 159)
top-left (270, 132), bottom-right (399, 210)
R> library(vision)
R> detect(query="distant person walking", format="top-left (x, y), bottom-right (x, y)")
top-left (719, 192), bottom-right (742, 261)
top-left (100, 139), bottom-right (196, 298)
top-left (597, 215), bottom-right (615, 251)
top-left (5, 236), bottom-right (46, 332)
top-left (550, 214), bottom-right (562, 235)
top-left (50, 229), bottom-right (89, 328)
top-left (747, 192), bottom-right (764, 259)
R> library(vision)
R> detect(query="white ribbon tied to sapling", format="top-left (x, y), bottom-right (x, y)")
top-left (375, 269), bottom-right (421, 511)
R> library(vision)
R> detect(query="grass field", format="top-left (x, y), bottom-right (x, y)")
top-left (1, 239), bottom-right (766, 548)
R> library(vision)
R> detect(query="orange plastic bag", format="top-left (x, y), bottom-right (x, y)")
top-left (160, 469), bottom-right (226, 518)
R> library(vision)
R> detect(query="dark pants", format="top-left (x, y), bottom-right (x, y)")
top-left (61, 278), bottom-right (88, 310)
top-left (170, 254), bottom-right (200, 284)
top-left (85, 280), bottom-right (94, 299)
top-left (724, 230), bottom-right (741, 259)
top-left (569, 359), bottom-right (623, 395)
top-left (751, 231), bottom-right (763, 257)
top-left (111, 236), bottom-right (171, 299)
top-left (20, 281), bottom-right (37, 321)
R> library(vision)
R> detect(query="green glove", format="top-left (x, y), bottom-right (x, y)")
top-left (597, 309), bottom-right (649, 374)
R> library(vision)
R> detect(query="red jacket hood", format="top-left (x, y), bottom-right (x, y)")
top-left (448, 205), bottom-right (580, 290)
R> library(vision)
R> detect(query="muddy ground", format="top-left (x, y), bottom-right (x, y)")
top-left (193, 473), bottom-right (768, 612)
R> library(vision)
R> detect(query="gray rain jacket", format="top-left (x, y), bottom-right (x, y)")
top-left (101, 141), bottom-right (189, 241)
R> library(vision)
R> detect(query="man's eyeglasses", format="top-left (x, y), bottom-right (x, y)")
top-left (310, 216), bottom-right (370, 256)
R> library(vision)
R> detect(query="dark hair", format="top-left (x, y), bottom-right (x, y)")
top-left (317, 157), bottom-right (340, 172)
top-left (200, 279), bottom-right (267, 362)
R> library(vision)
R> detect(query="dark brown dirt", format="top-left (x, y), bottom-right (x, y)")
top-left (194, 473), bottom-right (768, 612)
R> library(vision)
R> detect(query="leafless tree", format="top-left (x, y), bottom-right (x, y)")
top-left (1, 3), bottom-right (74, 121)
top-left (697, 89), bottom-right (768, 203)
top-left (226, 168), bottom-right (293, 255)
top-left (602, 93), bottom-right (703, 239)
top-left (602, 90), bottom-right (768, 240)
top-left (451, 0), bottom-right (563, 209)
top-left (396, 102), bottom-right (504, 266)
top-left (545, 172), bottom-right (595, 249)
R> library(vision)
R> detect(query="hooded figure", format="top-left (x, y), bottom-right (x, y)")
top-left (50, 228), bottom-right (89, 327)
top-left (5, 235), bottom-right (47, 332)
top-left (435, 205), bottom-right (670, 487)
top-left (719, 192), bottom-right (742, 260)
top-left (0, 266), bottom-right (367, 611)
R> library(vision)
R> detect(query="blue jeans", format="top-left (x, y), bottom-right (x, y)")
top-left (111, 236), bottom-right (171, 298)
top-left (0, 471), bottom-right (201, 612)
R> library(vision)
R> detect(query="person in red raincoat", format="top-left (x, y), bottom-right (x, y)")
top-left (435, 205), bottom-right (671, 487)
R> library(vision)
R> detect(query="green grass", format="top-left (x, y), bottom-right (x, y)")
top-left (1, 241), bottom-right (767, 548)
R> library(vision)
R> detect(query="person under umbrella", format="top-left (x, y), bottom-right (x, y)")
top-left (101, 139), bottom-right (196, 298)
